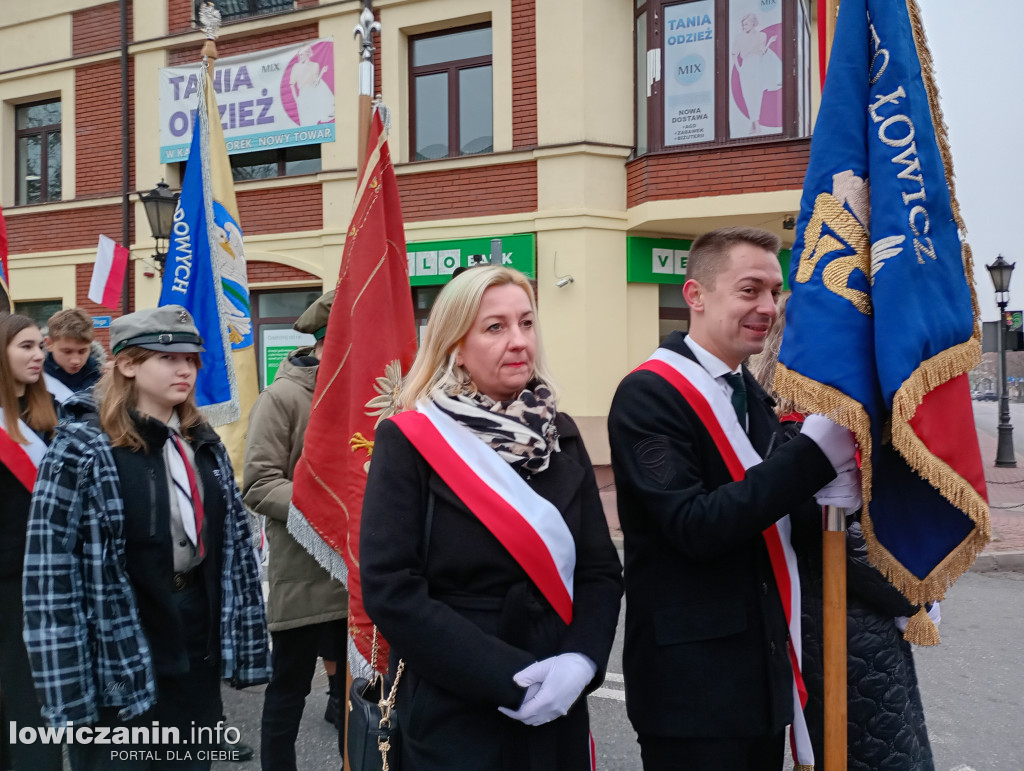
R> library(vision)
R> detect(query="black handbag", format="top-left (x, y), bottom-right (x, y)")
top-left (348, 653), bottom-right (405, 771)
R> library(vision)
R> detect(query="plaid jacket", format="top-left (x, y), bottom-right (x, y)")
top-left (22, 409), bottom-right (270, 726)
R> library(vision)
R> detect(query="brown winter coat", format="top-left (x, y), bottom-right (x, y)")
top-left (243, 348), bottom-right (348, 631)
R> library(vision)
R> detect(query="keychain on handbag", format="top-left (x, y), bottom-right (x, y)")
top-left (349, 627), bottom-right (405, 771)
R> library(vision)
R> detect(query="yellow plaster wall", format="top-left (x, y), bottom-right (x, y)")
top-left (134, 0), bottom-right (168, 42)
top-left (4, 0), bottom-right (108, 27)
top-left (536, 226), bottom-right (630, 464)
top-left (535, 0), bottom-right (633, 146)
top-left (0, 15), bottom-right (71, 72)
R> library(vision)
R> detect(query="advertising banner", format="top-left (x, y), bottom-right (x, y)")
top-left (159, 38), bottom-right (335, 163)
top-left (261, 327), bottom-right (315, 388)
top-left (663, 0), bottom-right (715, 147)
top-left (729, 0), bottom-right (784, 138)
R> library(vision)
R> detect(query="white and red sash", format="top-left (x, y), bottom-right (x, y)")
top-left (0, 407), bottom-right (47, 491)
top-left (390, 399), bottom-right (576, 625)
top-left (43, 373), bottom-right (74, 405)
top-left (637, 348), bottom-right (813, 769)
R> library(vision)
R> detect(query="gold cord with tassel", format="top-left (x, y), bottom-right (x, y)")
top-left (903, 606), bottom-right (941, 647)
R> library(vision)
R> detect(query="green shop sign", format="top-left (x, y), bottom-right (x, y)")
top-left (626, 236), bottom-right (792, 289)
top-left (406, 234), bottom-right (536, 287)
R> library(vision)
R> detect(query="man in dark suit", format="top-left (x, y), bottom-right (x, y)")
top-left (608, 227), bottom-right (861, 770)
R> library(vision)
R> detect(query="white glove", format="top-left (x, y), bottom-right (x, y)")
top-left (814, 461), bottom-right (862, 509)
top-left (497, 653), bottom-right (597, 726)
top-left (801, 414), bottom-right (858, 472)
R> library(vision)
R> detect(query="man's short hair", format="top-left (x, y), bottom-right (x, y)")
top-left (686, 227), bottom-right (782, 289)
top-left (46, 308), bottom-right (95, 343)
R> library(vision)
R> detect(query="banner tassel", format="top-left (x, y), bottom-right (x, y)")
top-left (903, 606), bottom-right (941, 647)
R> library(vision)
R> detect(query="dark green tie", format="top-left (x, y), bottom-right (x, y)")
top-left (723, 372), bottom-right (747, 429)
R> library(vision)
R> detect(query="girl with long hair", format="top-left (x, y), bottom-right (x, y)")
top-left (22, 306), bottom-right (269, 771)
top-left (0, 313), bottom-right (61, 770)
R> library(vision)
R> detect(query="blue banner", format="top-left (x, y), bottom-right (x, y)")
top-left (777, 0), bottom-right (987, 614)
top-left (159, 97), bottom-right (234, 412)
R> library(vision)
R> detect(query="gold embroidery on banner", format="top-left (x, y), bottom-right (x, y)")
top-left (795, 193), bottom-right (873, 316)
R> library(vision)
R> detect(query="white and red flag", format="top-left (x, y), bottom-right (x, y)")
top-left (289, 111), bottom-right (418, 678)
top-left (88, 234), bottom-right (130, 309)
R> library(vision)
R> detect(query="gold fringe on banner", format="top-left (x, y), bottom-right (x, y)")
top-left (859, 0), bottom-right (992, 609)
top-left (774, 363), bottom-right (874, 511)
top-left (860, 505), bottom-right (988, 609)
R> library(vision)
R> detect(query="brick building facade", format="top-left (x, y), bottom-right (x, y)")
top-left (1, 0), bottom-right (821, 460)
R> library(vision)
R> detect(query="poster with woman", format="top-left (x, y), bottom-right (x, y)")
top-left (729, 0), bottom-right (784, 138)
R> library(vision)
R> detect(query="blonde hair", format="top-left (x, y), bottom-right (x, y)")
top-left (399, 266), bottom-right (558, 409)
top-left (46, 307), bottom-right (95, 343)
top-left (0, 314), bottom-right (57, 443)
top-left (748, 293), bottom-right (801, 416)
top-left (99, 347), bottom-right (204, 451)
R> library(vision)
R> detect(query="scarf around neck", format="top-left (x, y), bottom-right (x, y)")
top-left (431, 382), bottom-right (560, 474)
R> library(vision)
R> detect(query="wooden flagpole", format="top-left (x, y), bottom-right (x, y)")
top-left (819, 4), bottom-right (846, 769)
top-left (823, 506), bottom-right (848, 770)
top-left (345, 4), bottom-right (380, 768)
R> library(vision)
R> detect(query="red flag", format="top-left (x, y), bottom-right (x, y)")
top-left (289, 111), bottom-right (417, 677)
top-left (0, 203), bottom-right (10, 312)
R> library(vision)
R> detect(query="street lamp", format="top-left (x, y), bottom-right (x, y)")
top-left (138, 180), bottom-right (179, 273)
top-left (987, 254), bottom-right (1017, 468)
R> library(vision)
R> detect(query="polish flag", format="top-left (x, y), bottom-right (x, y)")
top-left (89, 234), bottom-right (129, 308)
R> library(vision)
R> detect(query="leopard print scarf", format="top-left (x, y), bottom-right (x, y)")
top-left (431, 381), bottom-right (560, 474)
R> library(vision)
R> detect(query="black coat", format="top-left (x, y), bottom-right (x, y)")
top-left (360, 411), bottom-right (623, 771)
top-left (799, 518), bottom-right (934, 771)
top-left (0, 399), bottom-right (52, 580)
top-left (608, 332), bottom-right (835, 739)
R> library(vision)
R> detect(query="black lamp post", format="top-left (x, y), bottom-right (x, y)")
top-left (987, 254), bottom-right (1017, 468)
top-left (138, 180), bottom-right (179, 273)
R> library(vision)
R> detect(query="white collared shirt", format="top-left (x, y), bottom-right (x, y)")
top-left (682, 335), bottom-right (748, 431)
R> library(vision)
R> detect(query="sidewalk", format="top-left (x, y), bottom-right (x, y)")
top-left (595, 425), bottom-right (1024, 572)
top-left (969, 427), bottom-right (1024, 571)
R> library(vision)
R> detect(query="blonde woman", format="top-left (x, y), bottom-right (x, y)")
top-left (360, 266), bottom-right (623, 770)
top-left (23, 306), bottom-right (269, 771)
top-left (0, 313), bottom-right (61, 771)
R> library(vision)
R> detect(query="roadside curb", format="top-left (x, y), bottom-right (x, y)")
top-left (970, 550), bottom-right (1024, 574)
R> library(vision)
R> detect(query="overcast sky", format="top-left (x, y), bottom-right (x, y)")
top-left (918, 0), bottom-right (1024, 322)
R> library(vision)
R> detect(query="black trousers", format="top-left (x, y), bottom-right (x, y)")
top-left (0, 578), bottom-right (63, 771)
top-left (260, 620), bottom-right (346, 771)
top-left (637, 731), bottom-right (785, 771)
top-left (66, 663), bottom-right (222, 771)
top-left (68, 580), bottom-right (222, 771)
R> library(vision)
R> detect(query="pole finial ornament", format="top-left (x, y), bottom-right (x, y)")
top-left (199, 1), bottom-right (222, 41)
top-left (354, 1), bottom-right (381, 63)
top-left (199, 1), bottom-right (222, 60)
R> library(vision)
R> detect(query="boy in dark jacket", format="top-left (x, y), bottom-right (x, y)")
top-left (43, 307), bottom-right (103, 403)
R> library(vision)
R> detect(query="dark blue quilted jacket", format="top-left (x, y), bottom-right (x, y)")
top-left (798, 518), bottom-right (935, 771)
